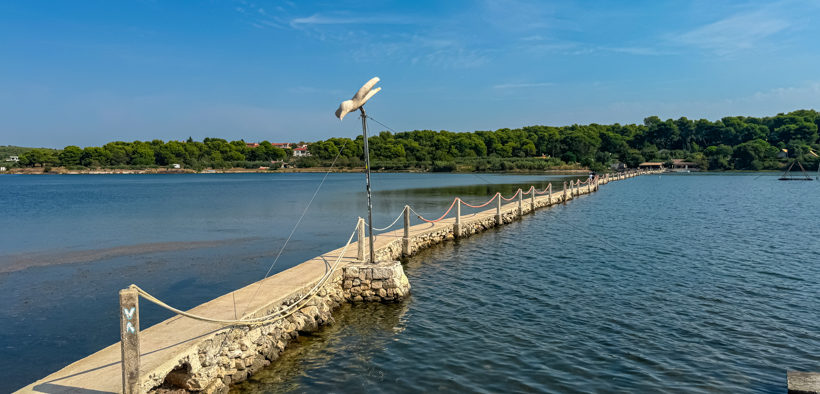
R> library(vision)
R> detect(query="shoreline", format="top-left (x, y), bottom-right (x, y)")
top-left (0, 166), bottom-right (593, 175)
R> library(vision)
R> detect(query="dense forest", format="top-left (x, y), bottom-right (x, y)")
top-left (7, 109), bottom-right (820, 172)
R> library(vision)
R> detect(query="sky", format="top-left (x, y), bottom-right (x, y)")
top-left (1, 0), bottom-right (820, 148)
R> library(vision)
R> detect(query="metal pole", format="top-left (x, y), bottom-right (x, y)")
top-left (360, 107), bottom-right (375, 263)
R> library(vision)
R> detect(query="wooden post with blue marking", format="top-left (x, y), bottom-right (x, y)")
top-left (119, 287), bottom-right (140, 394)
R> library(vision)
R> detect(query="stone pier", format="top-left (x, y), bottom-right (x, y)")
top-left (17, 170), bottom-right (648, 394)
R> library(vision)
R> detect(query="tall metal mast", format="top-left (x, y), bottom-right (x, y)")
top-left (334, 77), bottom-right (382, 263)
top-left (360, 107), bottom-right (375, 263)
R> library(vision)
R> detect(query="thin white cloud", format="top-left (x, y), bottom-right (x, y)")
top-left (494, 82), bottom-right (553, 89)
top-left (290, 13), bottom-right (414, 26)
top-left (604, 46), bottom-right (671, 56)
top-left (673, 7), bottom-right (791, 54)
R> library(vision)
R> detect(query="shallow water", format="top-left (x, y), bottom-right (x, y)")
top-left (232, 174), bottom-right (820, 393)
top-left (0, 172), bottom-right (569, 392)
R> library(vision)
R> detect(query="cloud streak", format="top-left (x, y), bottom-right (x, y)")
top-left (672, 5), bottom-right (793, 54)
top-left (493, 82), bottom-right (553, 89)
top-left (290, 13), bottom-right (415, 26)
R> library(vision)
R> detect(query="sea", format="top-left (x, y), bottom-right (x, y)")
top-left (1, 172), bottom-right (818, 393)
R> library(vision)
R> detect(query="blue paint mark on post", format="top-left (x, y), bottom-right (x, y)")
top-left (119, 287), bottom-right (140, 393)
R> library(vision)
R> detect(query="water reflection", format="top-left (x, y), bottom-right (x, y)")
top-left (232, 302), bottom-right (410, 393)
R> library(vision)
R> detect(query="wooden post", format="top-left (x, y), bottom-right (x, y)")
top-left (548, 183), bottom-right (552, 204)
top-left (563, 181), bottom-right (568, 203)
top-left (357, 217), bottom-right (365, 262)
top-left (517, 189), bottom-right (523, 217)
top-left (119, 287), bottom-right (140, 394)
top-left (453, 199), bottom-right (461, 238)
top-left (788, 371), bottom-right (820, 393)
top-left (530, 186), bottom-right (535, 212)
top-left (402, 206), bottom-right (410, 257)
top-left (495, 193), bottom-right (502, 226)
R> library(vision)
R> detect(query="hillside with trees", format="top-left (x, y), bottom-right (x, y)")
top-left (8, 110), bottom-right (819, 172)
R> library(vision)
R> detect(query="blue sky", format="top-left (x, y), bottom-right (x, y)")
top-left (2, 0), bottom-right (820, 148)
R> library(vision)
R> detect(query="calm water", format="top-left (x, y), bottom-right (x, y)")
top-left (230, 174), bottom-right (820, 393)
top-left (0, 172), bottom-right (570, 392)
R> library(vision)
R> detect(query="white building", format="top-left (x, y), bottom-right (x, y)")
top-left (293, 146), bottom-right (311, 157)
top-left (6, 155), bottom-right (19, 162)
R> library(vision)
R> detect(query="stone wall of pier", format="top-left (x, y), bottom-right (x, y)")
top-left (149, 261), bottom-right (410, 393)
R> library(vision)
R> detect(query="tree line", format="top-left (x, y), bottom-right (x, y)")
top-left (11, 109), bottom-right (820, 172)
top-left (308, 109), bottom-right (820, 171)
top-left (13, 138), bottom-right (289, 171)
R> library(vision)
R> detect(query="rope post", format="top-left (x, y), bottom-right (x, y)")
top-left (453, 199), bottom-right (462, 238)
top-left (495, 193), bottom-right (502, 226)
top-left (402, 206), bottom-right (410, 257)
top-left (548, 183), bottom-right (552, 204)
top-left (517, 189), bottom-right (523, 217)
top-left (530, 186), bottom-right (535, 212)
top-left (563, 181), bottom-right (568, 203)
top-left (357, 217), bottom-right (366, 262)
top-left (119, 287), bottom-right (140, 394)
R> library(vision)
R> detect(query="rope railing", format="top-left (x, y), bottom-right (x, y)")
top-left (122, 170), bottom-right (650, 334)
top-left (460, 193), bottom-right (499, 208)
top-left (365, 210), bottom-right (405, 231)
top-left (409, 197), bottom-right (458, 223)
top-left (132, 223), bottom-right (359, 327)
top-left (534, 183), bottom-right (552, 195)
top-left (500, 188), bottom-right (522, 201)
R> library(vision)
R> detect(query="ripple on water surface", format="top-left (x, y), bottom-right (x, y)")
top-left (231, 175), bottom-right (817, 393)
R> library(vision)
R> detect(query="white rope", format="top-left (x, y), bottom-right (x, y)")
top-left (364, 210), bottom-right (404, 231)
top-left (134, 224), bottom-right (359, 326)
top-left (239, 140), bottom-right (348, 317)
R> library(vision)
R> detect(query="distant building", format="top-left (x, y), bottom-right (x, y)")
top-left (171, 164), bottom-right (181, 169)
top-left (0, 166), bottom-right (6, 172)
top-left (638, 162), bottom-right (665, 170)
top-left (272, 143), bottom-right (291, 149)
top-left (293, 145), bottom-right (311, 157)
top-left (246, 142), bottom-right (260, 148)
top-left (670, 159), bottom-right (699, 171)
top-left (6, 155), bottom-right (19, 162)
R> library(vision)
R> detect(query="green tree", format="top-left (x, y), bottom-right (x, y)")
top-left (59, 146), bottom-right (83, 166)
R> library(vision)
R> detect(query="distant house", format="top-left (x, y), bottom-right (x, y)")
top-left (5, 155), bottom-right (19, 162)
top-left (171, 164), bottom-right (181, 169)
top-left (670, 159), bottom-right (699, 171)
top-left (638, 162), bottom-right (665, 170)
top-left (293, 145), bottom-right (311, 157)
top-left (246, 142), bottom-right (260, 148)
top-left (0, 166), bottom-right (6, 172)
top-left (272, 143), bottom-right (291, 149)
